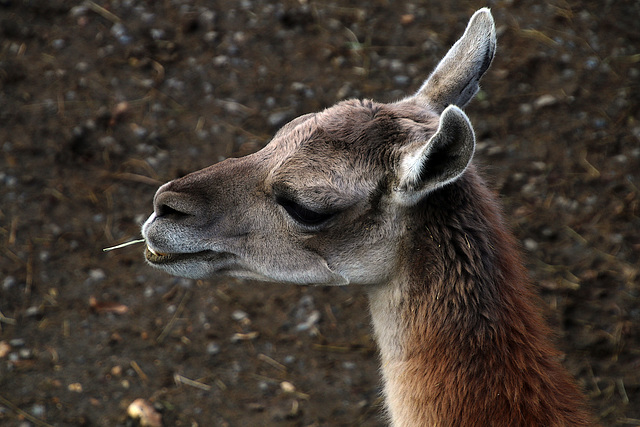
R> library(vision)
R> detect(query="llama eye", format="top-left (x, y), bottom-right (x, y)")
top-left (276, 197), bottom-right (334, 227)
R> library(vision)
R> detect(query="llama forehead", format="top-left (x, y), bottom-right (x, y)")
top-left (265, 99), bottom-right (439, 200)
top-left (314, 99), bottom-right (438, 151)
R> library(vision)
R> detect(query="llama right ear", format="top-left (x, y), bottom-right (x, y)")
top-left (414, 8), bottom-right (496, 113)
top-left (395, 105), bottom-right (475, 204)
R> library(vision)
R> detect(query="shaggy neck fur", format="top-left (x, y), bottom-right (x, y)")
top-left (368, 166), bottom-right (593, 426)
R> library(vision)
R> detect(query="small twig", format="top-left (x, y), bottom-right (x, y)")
top-left (312, 343), bottom-right (352, 353)
top-left (0, 310), bottom-right (16, 325)
top-left (120, 158), bottom-right (161, 180)
top-left (230, 331), bottom-right (260, 342)
top-left (626, 176), bottom-right (639, 193)
top-left (174, 374), bottom-right (212, 391)
top-left (157, 291), bottom-right (190, 343)
top-left (563, 225), bottom-right (588, 246)
top-left (616, 378), bottom-right (630, 404)
top-left (151, 60), bottom-right (165, 82)
top-left (1, 247), bottom-right (23, 265)
top-left (214, 99), bottom-right (256, 116)
top-left (518, 28), bottom-right (558, 47)
top-left (85, 1), bottom-right (122, 24)
top-left (147, 88), bottom-right (185, 112)
top-left (25, 252), bottom-right (34, 297)
top-left (195, 116), bottom-right (205, 132)
top-left (8, 216), bottom-right (17, 245)
top-left (109, 172), bottom-right (162, 186)
top-left (617, 418), bottom-right (640, 426)
top-left (103, 239), bottom-right (145, 252)
top-left (130, 360), bottom-right (149, 383)
top-left (0, 394), bottom-right (54, 427)
top-left (324, 303), bottom-right (338, 329)
top-left (579, 153), bottom-right (601, 178)
top-left (257, 353), bottom-right (287, 372)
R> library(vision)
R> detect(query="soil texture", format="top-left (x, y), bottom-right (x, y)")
top-left (1, 1), bottom-right (639, 426)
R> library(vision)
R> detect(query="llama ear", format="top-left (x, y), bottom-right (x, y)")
top-left (414, 8), bottom-right (496, 113)
top-left (395, 105), bottom-right (475, 203)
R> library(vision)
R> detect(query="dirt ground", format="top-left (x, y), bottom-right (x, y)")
top-left (0, 0), bottom-right (638, 426)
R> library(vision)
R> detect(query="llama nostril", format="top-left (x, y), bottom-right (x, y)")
top-left (153, 190), bottom-right (194, 219)
top-left (157, 203), bottom-right (186, 218)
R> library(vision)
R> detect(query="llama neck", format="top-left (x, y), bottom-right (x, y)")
top-left (368, 169), bottom-right (592, 427)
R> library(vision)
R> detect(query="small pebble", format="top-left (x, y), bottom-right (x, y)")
top-left (30, 404), bottom-right (45, 418)
top-left (3, 276), bottom-right (17, 290)
top-left (68, 383), bottom-right (83, 392)
top-left (268, 111), bottom-right (292, 128)
top-left (131, 124), bottom-right (148, 139)
top-left (25, 306), bottom-right (41, 317)
top-left (0, 341), bottom-right (11, 358)
top-left (393, 75), bottom-right (410, 86)
top-left (206, 342), bottom-right (220, 355)
top-left (111, 23), bottom-right (132, 45)
top-left (231, 310), bottom-right (248, 321)
top-left (127, 398), bottom-right (162, 427)
top-left (584, 57), bottom-right (598, 70)
top-left (296, 310), bottom-right (321, 332)
top-left (342, 361), bottom-right (356, 370)
top-left (75, 62), bottom-right (90, 73)
top-left (533, 94), bottom-right (557, 109)
top-left (150, 29), bottom-right (165, 40)
top-left (89, 269), bottom-right (106, 282)
top-left (10, 338), bottom-right (25, 347)
top-left (19, 348), bottom-right (33, 359)
top-left (280, 381), bottom-right (296, 393)
top-left (524, 239), bottom-right (539, 251)
top-left (69, 5), bottom-right (89, 17)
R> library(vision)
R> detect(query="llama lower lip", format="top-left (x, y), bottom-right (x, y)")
top-left (144, 246), bottom-right (214, 265)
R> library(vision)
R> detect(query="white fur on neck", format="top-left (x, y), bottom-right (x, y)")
top-left (368, 279), bottom-right (429, 427)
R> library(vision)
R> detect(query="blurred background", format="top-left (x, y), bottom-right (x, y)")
top-left (0, 0), bottom-right (638, 425)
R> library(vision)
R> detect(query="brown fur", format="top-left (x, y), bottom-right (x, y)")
top-left (380, 167), bottom-right (594, 426)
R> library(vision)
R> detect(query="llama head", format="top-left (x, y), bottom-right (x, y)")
top-left (141, 8), bottom-right (496, 285)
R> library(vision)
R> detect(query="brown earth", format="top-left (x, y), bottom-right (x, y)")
top-left (1, 0), bottom-right (639, 426)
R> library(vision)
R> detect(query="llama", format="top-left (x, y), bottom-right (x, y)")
top-left (141, 9), bottom-right (593, 426)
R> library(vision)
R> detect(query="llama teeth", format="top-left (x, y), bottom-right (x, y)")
top-left (147, 246), bottom-right (167, 257)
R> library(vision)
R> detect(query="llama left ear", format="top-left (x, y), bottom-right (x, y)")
top-left (395, 105), bottom-right (475, 204)
top-left (414, 8), bottom-right (496, 114)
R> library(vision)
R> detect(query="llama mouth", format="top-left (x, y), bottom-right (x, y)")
top-left (144, 246), bottom-right (212, 265)
top-left (147, 246), bottom-right (167, 257)
top-left (144, 246), bottom-right (175, 264)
